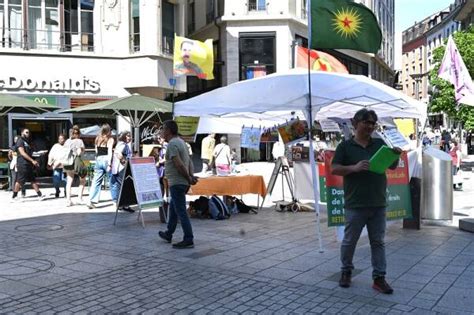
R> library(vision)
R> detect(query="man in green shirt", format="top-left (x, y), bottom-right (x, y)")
top-left (332, 109), bottom-right (401, 294)
top-left (158, 120), bottom-right (198, 249)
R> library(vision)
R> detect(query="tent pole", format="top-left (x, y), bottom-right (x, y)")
top-left (307, 0), bottom-right (324, 253)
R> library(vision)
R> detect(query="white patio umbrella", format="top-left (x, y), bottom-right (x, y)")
top-left (175, 70), bottom-right (426, 251)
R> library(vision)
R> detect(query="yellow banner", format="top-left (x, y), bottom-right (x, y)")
top-left (176, 116), bottom-right (200, 143)
top-left (173, 35), bottom-right (214, 80)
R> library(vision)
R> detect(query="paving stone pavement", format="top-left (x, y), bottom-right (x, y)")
top-left (0, 191), bottom-right (473, 314)
top-left (0, 160), bottom-right (473, 314)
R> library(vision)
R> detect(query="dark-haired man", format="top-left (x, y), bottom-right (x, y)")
top-left (11, 129), bottom-right (45, 202)
top-left (174, 40), bottom-right (206, 79)
top-left (331, 109), bottom-right (402, 294)
top-left (158, 120), bottom-right (198, 249)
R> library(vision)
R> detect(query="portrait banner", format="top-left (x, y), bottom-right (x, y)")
top-left (175, 116), bottom-right (200, 143)
top-left (173, 35), bottom-right (214, 80)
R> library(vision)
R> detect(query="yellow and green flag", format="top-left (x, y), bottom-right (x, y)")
top-left (173, 35), bottom-right (214, 80)
top-left (310, 0), bottom-right (382, 53)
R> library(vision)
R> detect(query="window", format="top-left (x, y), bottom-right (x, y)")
top-left (162, 0), bottom-right (175, 54)
top-left (187, 1), bottom-right (194, 34)
top-left (301, 0), bottom-right (307, 19)
top-left (64, 0), bottom-right (94, 51)
top-left (295, 34), bottom-right (307, 48)
top-left (131, 0), bottom-right (139, 52)
top-left (8, 0), bottom-right (22, 48)
top-left (248, 0), bottom-right (266, 11)
top-left (206, 0), bottom-right (214, 24)
top-left (239, 32), bottom-right (275, 80)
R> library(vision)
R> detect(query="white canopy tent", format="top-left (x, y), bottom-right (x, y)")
top-left (175, 70), bottom-right (427, 251)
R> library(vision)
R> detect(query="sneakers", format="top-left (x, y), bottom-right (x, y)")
top-left (372, 276), bottom-right (394, 294)
top-left (339, 271), bottom-right (352, 288)
top-left (55, 191), bottom-right (60, 198)
top-left (172, 240), bottom-right (194, 249)
top-left (158, 231), bottom-right (172, 243)
top-left (37, 195), bottom-right (46, 201)
top-left (66, 200), bottom-right (74, 207)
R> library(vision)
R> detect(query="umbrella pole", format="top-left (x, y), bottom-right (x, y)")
top-left (134, 126), bottom-right (140, 154)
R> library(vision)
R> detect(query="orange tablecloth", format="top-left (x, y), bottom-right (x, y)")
top-left (188, 175), bottom-right (267, 197)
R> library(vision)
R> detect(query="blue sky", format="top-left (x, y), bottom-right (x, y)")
top-left (395, 0), bottom-right (454, 32)
top-left (394, 0), bottom-right (454, 69)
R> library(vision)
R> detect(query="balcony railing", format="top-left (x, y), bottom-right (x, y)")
top-left (0, 28), bottom-right (95, 52)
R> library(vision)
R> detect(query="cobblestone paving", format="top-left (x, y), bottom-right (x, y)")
top-left (0, 203), bottom-right (472, 314)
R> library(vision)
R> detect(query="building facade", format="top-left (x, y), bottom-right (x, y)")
top-left (401, 0), bottom-right (465, 128)
top-left (0, 0), bottom-right (187, 148)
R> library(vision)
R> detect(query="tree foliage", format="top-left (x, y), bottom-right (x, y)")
top-left (429, 26), bottom-right (474, 129)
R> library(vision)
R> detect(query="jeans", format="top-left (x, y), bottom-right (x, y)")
top-left (110, 169), bottom-right (125, 203)
top-left (89, 156), bottom-right (109, 203)
top-left (341, 207), bottom-right (387, 279)
top-left (52, 169), bottom-right (66, 192)
top-left (166, 184), bottom-right (193, 242)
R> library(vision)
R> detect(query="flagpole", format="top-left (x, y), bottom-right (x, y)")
top-left (307, 0), bottom-right (324, 253)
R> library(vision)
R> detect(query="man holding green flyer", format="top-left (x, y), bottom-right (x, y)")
top-left (331, 109), bottom-right (402, 294)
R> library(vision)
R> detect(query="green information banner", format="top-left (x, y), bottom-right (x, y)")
top-left (324, 151), bottom-right (412, 226)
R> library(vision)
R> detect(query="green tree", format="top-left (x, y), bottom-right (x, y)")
top-left (429, 26), bottom-right (474, 129)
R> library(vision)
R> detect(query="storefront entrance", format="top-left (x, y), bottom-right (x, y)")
top-left (8, 113), bottom-right (73, 176)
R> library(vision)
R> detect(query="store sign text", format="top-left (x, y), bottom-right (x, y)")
top-left (0, 76), bottom-right (101, 93)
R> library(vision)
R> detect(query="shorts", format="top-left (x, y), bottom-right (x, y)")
top-left (16, 167), bottom-right (36, 185)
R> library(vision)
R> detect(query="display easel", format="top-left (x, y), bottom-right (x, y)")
top-left (267, 157), bottom-right (299, 211)
top-left (114, 157), bottom-right (163, 228)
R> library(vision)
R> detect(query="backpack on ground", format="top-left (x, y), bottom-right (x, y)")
top-left (188, 196), bottom-right (210, 219)
top-left (235, 198), bottom-right (257, 214)
top-left (209, 195), bottom-right (230, 220)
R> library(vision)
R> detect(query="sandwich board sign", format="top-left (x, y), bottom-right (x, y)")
top-left (114, 157), bottom-right (163, 227)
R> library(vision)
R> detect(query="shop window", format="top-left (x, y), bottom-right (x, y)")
top-left (295, 34), bottom-right (307, 48)
top-left (239, 33), bottom-right (276, 81)
top-left (162, 0), bottom-right (174, 54)
top-left (131, 0), bottom-right (139, 52)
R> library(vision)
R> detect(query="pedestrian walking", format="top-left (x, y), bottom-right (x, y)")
top-left (48, 134), bottom-right (67, 198)
top-left (331, 109), bottom-right (401, 294)
top-left (158, 120), bottom-right (198, 249)
top-left (87, 123), bottom-right (114, 209)
top-left (201, 133), bottom-right (215, 173)
top-left (8, 135), bottom-right (26, 196)
top-left (11, 129), bottom-right (45, 202)
top-left (110, 131), bottom-right (133, 212)
top-left (64, 125), bottom-right (87, 207)
top-left (213, 136), bottom-right (231, 176)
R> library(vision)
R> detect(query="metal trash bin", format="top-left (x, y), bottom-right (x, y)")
top-left (421, 147), bottom-right (453, 220)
